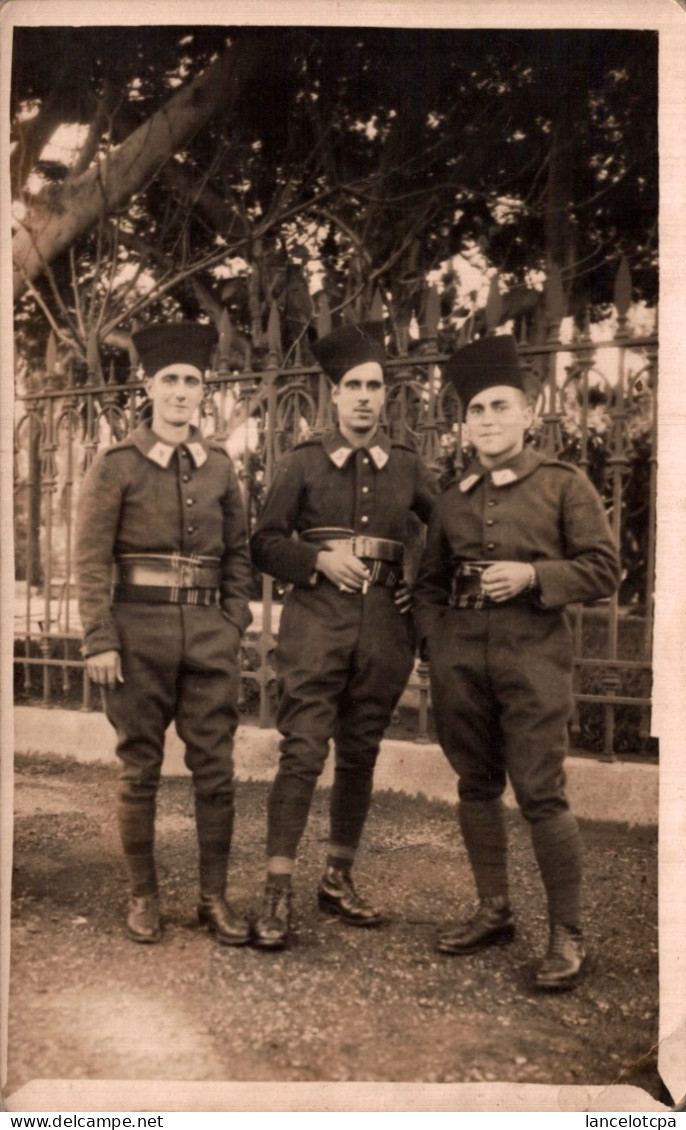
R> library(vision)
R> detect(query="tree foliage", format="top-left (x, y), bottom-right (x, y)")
top-left (11, 26), bottom-right (658, 369)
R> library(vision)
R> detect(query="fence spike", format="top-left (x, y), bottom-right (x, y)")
top-left (424, 285), bottom-right (440, 341)
top-left (485, 274), bottom-right (502, 331)
top-left (317, 292), bottom-right (332, 338)
top-left (44, 330), bottom-right (57, 374)
top-left (370, 289), bottom-right (385, 323)
top-left (545, 264), bottom-right (566, 326)
top-left (127, 335), bottom-right (140, 381)
top-left (218, 308), bottom-right (233, 366)
top-left (614, 255), bottom-right (632, 319)
top-left (86, 329), bottom-right (103, 384)
top-left (267, 301), bottom-right (282, 361)
top-left (457, 315), bottom-right (472, 347)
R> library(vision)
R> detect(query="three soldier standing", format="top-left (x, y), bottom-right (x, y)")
top-left (76, 320), bottom-right (619, 992)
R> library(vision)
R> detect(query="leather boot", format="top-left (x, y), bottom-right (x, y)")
top-left (534, 924), bottom-right (586, 990)
top-left (252, 884), bottom-right (293, 950)
top-left (436, 896), bottom-right (515, 954)
top-left (118, 795), bottom-right (158, 898)
top-left (198, 894), bottom-right (251, 946)
top-left (530, 812), bottom-right (583, 932)
top-left (317, 865), bottom-right (384, 927)
top-left (126, 894), bottom-right (161, 944)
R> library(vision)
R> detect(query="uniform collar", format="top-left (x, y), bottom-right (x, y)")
top-left (458, 445), bottom-right (544, 492)
top-left (128, 423), bottom-right (209, 469)
top-left (322, 429), bottom-right (391, 470)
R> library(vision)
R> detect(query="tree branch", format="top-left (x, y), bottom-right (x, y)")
top-left (12, 36), bottom-right (265, 300)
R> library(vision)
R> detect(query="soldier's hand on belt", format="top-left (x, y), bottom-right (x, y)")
top-left (480, 561), bottom-right (537, 602)
top-left (86, 649), bottom-right (124, 688)
top-left (316, 549), bottom-right (372, 593)
top-left (393, 581), bottom-right (413, 614)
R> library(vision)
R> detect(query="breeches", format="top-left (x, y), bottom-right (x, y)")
top-left (103, 603), bottom-right (241, 801)
top-left (267, 583), bottom-right (415, 857)
top-left (427, 605), bottom-right (574, 822)
top-left (274, 584), bottom-right (416, 780)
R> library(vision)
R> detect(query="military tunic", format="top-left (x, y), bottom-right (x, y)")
top-left (75, 421), bottom-right (252, 800)
top-left (413, 445), bottom-right (620, 821)
top-left (251, 427), bottom-right (436, 857)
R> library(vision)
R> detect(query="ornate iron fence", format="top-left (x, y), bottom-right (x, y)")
top-left (13, 270), bottom-right (657, 759)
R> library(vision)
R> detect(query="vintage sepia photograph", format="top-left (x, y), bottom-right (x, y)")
top-left (1, 0), bottom-right (684, 1116)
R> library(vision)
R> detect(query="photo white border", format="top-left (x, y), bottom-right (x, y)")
top-left (1, 0), bottom-right (684, 1113)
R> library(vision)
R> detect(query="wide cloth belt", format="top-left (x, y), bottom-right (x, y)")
top-left (450, 560), bottom-right (532, 610)
top-left (113, 554), bottom-right (220, 606)
top-left (300, 527), bottom-right (404, 563)
top-left (300, 527), bottom-right (404, 589)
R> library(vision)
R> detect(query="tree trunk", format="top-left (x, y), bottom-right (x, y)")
top-left (12, 37), bottom-right (264, 301)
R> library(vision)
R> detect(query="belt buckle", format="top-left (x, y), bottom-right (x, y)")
top-left (179, 564), bottom-right (194, 587)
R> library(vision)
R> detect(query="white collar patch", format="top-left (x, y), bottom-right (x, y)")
top-left (368, 444), bottom-right (389, 469)
top-left (329, 446), bottom-right (353, 468)
top-left (186, 442), bottom-right (208, 467)
top-left (491, 468), bottom-right (518, 487)
top-left (459, 473), bottom-right (482, 493)
top-left (147, 442), bottom-right (174, 468)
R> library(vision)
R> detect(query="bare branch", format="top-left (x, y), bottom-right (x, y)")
top-left (93, 216), bottom-right (125, 339)
top-left (17, 269), bottom-right (86, 361)
top-left (69, 246), bottom-right (87, 341)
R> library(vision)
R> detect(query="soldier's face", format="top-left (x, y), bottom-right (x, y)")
top-left (332, 362), bottom-right (386, 437)
top-left (145, 365), bottom-right (205, 430)
top-left (464, 385), bottom-right (533, 467)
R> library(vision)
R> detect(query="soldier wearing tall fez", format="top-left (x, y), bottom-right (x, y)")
top-left (75, 321), bottom-right (253, 947)
top-left (250, 321), bottom-right (437, 949)
top-left (414, 334), bottom-right (620, 989)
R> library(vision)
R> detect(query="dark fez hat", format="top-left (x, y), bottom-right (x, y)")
top-left (311, 321), bottom-right (386, 384)
top-left (443, 334), bottom-right (525, 407)
top-left (132, 322), bottom-right (218, 377)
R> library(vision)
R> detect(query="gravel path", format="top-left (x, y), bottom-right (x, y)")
top-left (7, 753), bottom-right (659, 1099)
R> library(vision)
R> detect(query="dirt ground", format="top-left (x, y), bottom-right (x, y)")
top-left (6, 752), bottom-right (660, 1104)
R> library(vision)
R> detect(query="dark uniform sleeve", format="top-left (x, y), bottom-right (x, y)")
top-left (250, 454), bottom-right (321, 586)
top-left (534, 467), bottom-right (621, 608)
top-left (412, 500), bottom-right (454, 642)
top-left (75, 454), bottom-right (124, 657)
top-left (218, 455), bottom-right (254, 634)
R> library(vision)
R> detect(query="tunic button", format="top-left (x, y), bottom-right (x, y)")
top-left (487, 500), bottom-right (496, 508)
top-left (187, 526), bottom-right (195, 534)
top-left (361, 515), bottom-right (369, 524)
top-left (486, 518), bottom-right (494, 526)
top-left (487, 542), bottom-right (495, 551)
top-left (361, 486), bottom-right (370, 494)
top-left (362, 458), bottom-right (369, 465)
top-left (186, 498), bottom-right (194, 506)
top-left (182, 475), bottom-right (190, 483)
